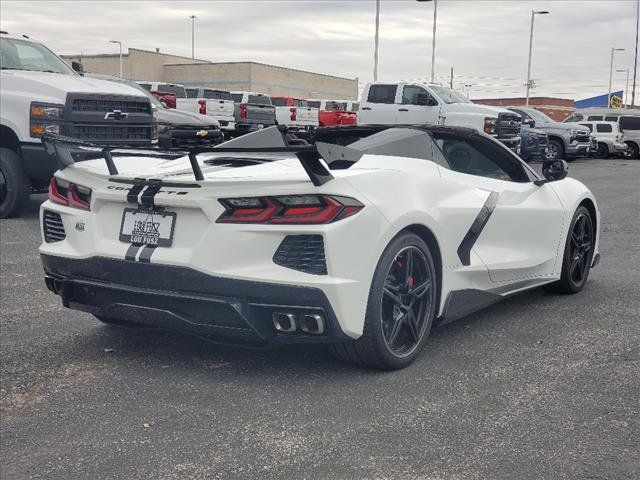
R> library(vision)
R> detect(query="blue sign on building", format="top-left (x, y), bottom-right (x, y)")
top-left (575, 91), bottom-right (624, 109)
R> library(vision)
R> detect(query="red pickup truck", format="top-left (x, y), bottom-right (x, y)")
top-left (307, 99), bottom-right (357, 127)
top-left (150, 91), bottom-right (177, 109)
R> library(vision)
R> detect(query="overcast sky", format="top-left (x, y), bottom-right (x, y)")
top-left (1, 0), bottom-right (638, 100)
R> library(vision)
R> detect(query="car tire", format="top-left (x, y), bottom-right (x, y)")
top-left (595, 143), bottom-right (609, 159)
top-left (329, 232), bottom-right (438, 370)
top-left (625, 141), bottom-right (639, 159)
top-left (0, 148), bottom-right (31, 219)
top-left (547, 139), bottom-right (564, 162)
top-left (547, 206), bottom-right (595, 294)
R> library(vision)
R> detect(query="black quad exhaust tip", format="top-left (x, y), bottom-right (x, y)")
top-left (272, 312), bottom-right (297, 332)
top-left (298, 314), bottom-right (325, 335)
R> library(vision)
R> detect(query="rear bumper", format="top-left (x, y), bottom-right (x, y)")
top-left (41, 254), bottom-right (350, 346)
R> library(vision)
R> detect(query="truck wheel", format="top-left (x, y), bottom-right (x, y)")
top-left (547, 139), bottom-right (564, 161)
top-left (625, 141), bottom-right (639, 159)
top-left (0, 148), bottom-right (31, 219)
top-left (595, 143), bottom-right (609, 159)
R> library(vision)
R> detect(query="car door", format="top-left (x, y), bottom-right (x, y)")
top-left (397, 84), bottom-right (440, 125)
top-left (360, 84), bottom-right (399, 124)
top-left (437, 134), bottom-right (566, 285)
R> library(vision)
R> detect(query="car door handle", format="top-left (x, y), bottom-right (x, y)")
top-left (362, 107), bottom-right (372, 110)
top-left (398, 108), bottom-right (409, 112)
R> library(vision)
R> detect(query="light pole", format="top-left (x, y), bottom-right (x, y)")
top-left (525, 10), bottom-right (549, 106)
top-left (617, 68), bottom-right (630, 107)
top-left (608, 48), bottom-right (625, 107)
top-left (108, 40), bottom-right (122, 78)
top-left (189, 15), bottom-right (197, 59)
top-left (373, 0), bottom-right (380, 81)
top-left (416, 0), bottom-right (437, 83)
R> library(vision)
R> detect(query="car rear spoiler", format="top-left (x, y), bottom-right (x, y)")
top-left (41, 126), bottom-right (365, 186)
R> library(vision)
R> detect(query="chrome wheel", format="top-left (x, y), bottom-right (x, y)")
top-left (381, 246), bottom-right (434, 357)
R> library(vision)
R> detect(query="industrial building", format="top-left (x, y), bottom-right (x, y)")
top-left (473, 97), bottom-right (575, 122)
top-left (62, 48), bottom-right (359, 99)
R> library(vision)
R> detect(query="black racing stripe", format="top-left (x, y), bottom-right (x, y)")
top-left (138, 245), bottom-right (156, 263)
top-left (125, 244), bottom-right (141, 261)
top-left (457, 192), bottom-right (500, 266)
top-left (127, 182), bottom-right (146, 204)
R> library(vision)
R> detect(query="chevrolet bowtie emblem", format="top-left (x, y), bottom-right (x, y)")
top-left (196, 130), bottom-right (208, 138)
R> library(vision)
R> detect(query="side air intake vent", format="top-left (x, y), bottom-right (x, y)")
top-left (43, 211), bottom-right (66, 243)
top-left (273, 235), bottom-right (327, 275)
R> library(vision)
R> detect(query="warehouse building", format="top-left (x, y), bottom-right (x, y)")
top-left (473, 96), bottom-right (575, 122)
top-left (62, 48), bottom-right (358, 100)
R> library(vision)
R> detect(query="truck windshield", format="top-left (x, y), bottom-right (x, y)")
top-left (156, 84), bottom-right (186, 98)
top-left (522, 108), bottom-right (554, 124)
top-left (0, 38), bottom-right (75, 75)
top-left (429, 86), bottom-right (471, 104)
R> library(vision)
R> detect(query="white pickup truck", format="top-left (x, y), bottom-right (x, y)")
top-left (358, 82), bottom-right (521, 151)
top-left (138, 83), bottom-right (236, 133)
top-left (0, 32), bottom-right (156, 218)
top-left (270, 96), bottom-right (319, 135)
top-left (183, 87), bottom-right (236, 133)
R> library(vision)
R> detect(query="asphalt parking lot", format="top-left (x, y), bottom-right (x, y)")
top-left (1, 158), bottom-right (639, 480)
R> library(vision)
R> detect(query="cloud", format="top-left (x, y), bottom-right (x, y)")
top-left (1, 0), bottom-right (637, 100)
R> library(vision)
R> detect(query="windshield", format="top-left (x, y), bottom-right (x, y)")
top-left (522, 108), bottom-right (554, 124)
top-left (429, 85), bottom-right (470, 104)
top-left (0, 37), bottom-right (75, 74)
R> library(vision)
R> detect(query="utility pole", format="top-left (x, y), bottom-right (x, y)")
top-left (609, 47), bottom-right (625, 107)
top-left (525, 10), bottom-right (549, 105)
top-left (632, 0), bottom-right (639, 106)
top-left (189, 15), bottom-right (197, 59)
top-left (450, 67), bottom-right (453, 88)
top-left (373, 0), bottom-right (380, 81)
top-left (431, 0), bottom-right (437, 82)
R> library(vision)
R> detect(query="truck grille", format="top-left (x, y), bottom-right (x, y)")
top-left (64, 93), bottom-right (154, 146)
top-left (71, 98), bottom-right (150, 114)
top-left (273, 235), bottom-right (327, 275)
top-left (496, 113), bottom-right (521, 138)
top-left (69, 125), bottom-right (153, 142)
top-left (43, 211), bottom-right (66, 243)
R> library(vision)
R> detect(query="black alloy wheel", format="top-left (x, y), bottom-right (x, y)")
top-left (329, 232), bottom-right (437, 370)
top-left (381, 246), bottom-right (433, 357)
top-left (595, 143), bottom-right (609, 159)
top-left (549, 206), bottom-right (595, 293)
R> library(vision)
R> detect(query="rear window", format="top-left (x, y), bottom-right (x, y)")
top-left (308, 101), bottom-right (321, 108)
top-left (248, 95), bottom-right (271, 105)
top-left (271, 98), bottom-right (288, 107)
top-left (325, 101), bottom-right (343, 111)
top-left (596, 123), bottom-right (613, 133)
top-left (231, 93), bottom-right (243, 103)
top-left (620, 116), bottom-right (640, 131)
top-left (185, 88), bottom-right (199, 98)
top-left (367, 84), bottom-right (397, 104)
top-left (138, 83), bottom-right (151, 91)
top-left (293, 99), bottom-right (307, 107)
top-left (587, 115), bottom-right (603, 121)
top-left (604, 116), bottom-right (619, 122)
top-left (156, 84), bottom-right (186, 98)
top-left (204, 89), bottom-right (233, 100)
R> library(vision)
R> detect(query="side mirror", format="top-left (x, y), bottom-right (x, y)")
top-left (71, 61), bottom-right (84, 75)
top-left (536, 159), bottom-right (568, 185)
top-left (523, 118), bottom-right (536, 128)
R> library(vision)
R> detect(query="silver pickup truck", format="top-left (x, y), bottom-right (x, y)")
top-left (230, 91), bottom-right (276, 135)
top-left (507, 107), bottom-right (593, 161)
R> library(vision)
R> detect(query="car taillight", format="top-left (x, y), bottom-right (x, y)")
top-left (290, 107), bottom-right (297, 121)
top-left (48, 177), bottom-right (91, 210)
top-left (217, 195), bottom-right (363, 224)
top-left (240, 103), bottom-right (248, 120)
top-left (198, 99), bottom-right (207, 115)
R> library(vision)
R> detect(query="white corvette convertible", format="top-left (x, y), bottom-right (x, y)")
top-left (39, 125), bottom-right (600, 369)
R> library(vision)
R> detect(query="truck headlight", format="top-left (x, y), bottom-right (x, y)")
top-left (30, 102), bottom-right (64, 138)
top-left (484, 117), bottom-right (497, 135)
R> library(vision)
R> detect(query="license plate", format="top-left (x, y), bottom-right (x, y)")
top-left (119, 208), bottom-right (176, 247)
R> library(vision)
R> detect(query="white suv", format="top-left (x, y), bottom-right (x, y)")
top-left (578, 121), bottom-right (629, 158)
